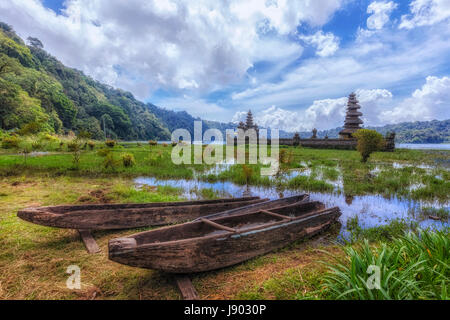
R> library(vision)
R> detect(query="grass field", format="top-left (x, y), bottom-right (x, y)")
top-left (0, 140), bottom-right (448, 300)
top-left (1, 142), bottom-right (449, 201)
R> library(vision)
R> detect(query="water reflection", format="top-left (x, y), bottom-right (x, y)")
top-left (135, 176), bottom-right (449, 237)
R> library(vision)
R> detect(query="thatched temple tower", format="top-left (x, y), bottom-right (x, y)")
top-left (339, 92), bottom-right (363, 139)
top-left (238, 110), bottom-right (259, 133)
top-left (232, 99), bottom-right (394, 151)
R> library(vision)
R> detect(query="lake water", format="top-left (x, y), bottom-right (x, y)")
top-left (134, 175), bottom-right (449, 240)
top-left (396, 144), bottom-right (450, 150)
top-left (121, 141), bottom-right (450, 150)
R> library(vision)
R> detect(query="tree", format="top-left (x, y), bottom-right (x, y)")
top-left (27, 37), bottom-right (43, 49)
top-left (353, 129), bottom-right (385, 162)
top-left (0, 53), bottom-right (21, 75)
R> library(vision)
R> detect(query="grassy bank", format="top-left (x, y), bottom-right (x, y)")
top-left (0, 143), bottom-right (449, 202)
top-left (0, 175), bottom-right (448, 300)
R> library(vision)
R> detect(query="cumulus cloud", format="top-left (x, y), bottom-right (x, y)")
top-left (366, 1), bottom-right (397, 30)
top-left (154, 95), bottom-right (230, 121)
top-left (380, 76), bottom-right (450, 122)
top-left (298, 30), bottom-right (340, 57)
top-left (232, 89), bottom-right (395, 132)
top-left (400, 0), bottom-right (450, 29)
top-left (232, 75), bottom-right (450, 132)
top-left (0, 0), bottom-right (344, 99)
top-left (230, 17), bottom-right (450, 120)
top-left (231, 111), bottom-right (249, 124)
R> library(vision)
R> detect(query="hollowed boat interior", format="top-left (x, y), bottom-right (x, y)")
top-left (132, 201), bottom-right (325, 245)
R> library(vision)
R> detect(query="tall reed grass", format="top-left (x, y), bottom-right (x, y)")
top-left (322, 229), bottom-right (449, 300)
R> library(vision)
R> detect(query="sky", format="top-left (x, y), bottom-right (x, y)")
top-left (1, 0), bottom-right (450, 132)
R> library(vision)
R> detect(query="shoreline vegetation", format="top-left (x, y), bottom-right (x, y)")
top-left (0, 135), bottom-right (448, 300)
top-left (1, 135), bottom-right (448, 201)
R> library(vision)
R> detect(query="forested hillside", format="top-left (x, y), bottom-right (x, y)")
top-left (1, 22), bottom-right (233, 141)
top-left (147, 104), bottom-right (236, 138)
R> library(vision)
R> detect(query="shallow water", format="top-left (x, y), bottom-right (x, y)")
top-left (135, 176), bottom-right (449, 238)
top-left (397, 143), bottom-right (450, 150)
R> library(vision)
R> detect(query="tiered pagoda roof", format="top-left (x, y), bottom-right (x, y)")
top-left (339, 93), bottom-right (363, 138)
top-left (238, 110), bottom-right (259, 132)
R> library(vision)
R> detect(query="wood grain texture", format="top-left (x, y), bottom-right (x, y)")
top-left (17, 197), bottom-right (265, 230)
top-left (175, 276), bottom-right (199, 300)
top-left (78, 230), bottom-right (100, 254)
top-left (108, 198), bottom-right (341, 273)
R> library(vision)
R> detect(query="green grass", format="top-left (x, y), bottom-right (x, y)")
top-left (416, 207), bottom-right (449, 221)
top-left (322, 229), bottom-right (450, 300)
top-left (346, 216), bottom-right (419, 243)
top-left (0, 144), bottom-right (448, 202)
top-left (237, 229), bottom-right (449, 300)
top-left (287, 175), bottom-right (334, 192)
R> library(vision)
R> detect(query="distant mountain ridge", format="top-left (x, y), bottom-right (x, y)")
top-left (279, 119), bottom-right (450, 144)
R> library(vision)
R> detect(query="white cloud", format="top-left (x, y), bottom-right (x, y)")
top-left (400, 0), bottom-right (450, 29)
top-left (298, 30), bottom-right (340, 57)
top-left (230, 20), bottom-right (450, 118)
top-left (366, 1), bottom-right (397, 30)
top-left (231, 111), bottom-right (249, 124)
top-left (154, 95), bottom-right (230, 121)
top-left (232, 89), bottom-right (394, 132)
top-left (232, 76), bottom-right (450, 132)
top-left (381, 76), bottom-right (450, 122)
top-left (0, 0), bottom-right (344, 99)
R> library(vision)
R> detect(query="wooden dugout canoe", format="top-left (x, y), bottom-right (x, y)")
top-left (108, 198), bottom-right (341, 273)
top-left (17, 197), bottom-right (266, 230)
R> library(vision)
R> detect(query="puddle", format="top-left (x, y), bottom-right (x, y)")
top-left (135, 176), bottom-right (449, 239)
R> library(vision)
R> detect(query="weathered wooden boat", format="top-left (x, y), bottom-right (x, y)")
top-left (17, 197), bottom-right (266, 230)
top-left (108, 198), bottom-right (341, 273)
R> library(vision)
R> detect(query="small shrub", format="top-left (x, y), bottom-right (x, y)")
top-left (105, 140), bottom-right (116, 148)
top-left (97, 148), bottom-right (111, 157)
top-left (121, 153), bottom-right (136, 167)
top-left (77, 130), bottom-right (92, 140)
top-left (1, 136), bottom-right (20, 149)
top-left (353, 129), bottom-right (385, 162)
top-left (67, 140), bottom-right (81, 152)
top-left (148, 140), bottom-right (157, 146)
top-left (88, 141), bottom-right (96, 150)
top-left (21, 146), bottom-right (31, 165)
top-left (103, 153), bottom-right (119, 170)
top-left (18, 122), bottom-right (41, 135)
top-left (42, 134), bottom-right (59, 142)
top-left (279, 149), bottom-right (294, 164)
top-left (31, 140), bottom-right (42, 151)
top-left (73, 152), bottom-right (81, 168)
top-left (148, 151), bottom-right (164, 166)
top-left (242, 165), bottom-right (254, 183)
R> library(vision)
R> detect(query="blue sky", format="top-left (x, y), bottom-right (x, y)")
top-left (1, 0), bottom-right (450, 131)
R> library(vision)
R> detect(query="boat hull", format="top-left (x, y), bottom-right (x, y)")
top-left (109, 204), bottom-right (341, 273)
top-left (17, 197), bottom-right (264, 230)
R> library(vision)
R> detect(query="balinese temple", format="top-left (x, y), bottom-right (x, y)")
top-left (232, 96), bottom-right (395, 151)
top-left (238, 110), bottom-right (259, 134)
top-left (339, 92), bottom-right (363, 139)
